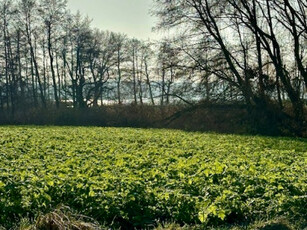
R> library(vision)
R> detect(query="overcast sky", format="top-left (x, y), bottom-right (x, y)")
top-left (67, 0), bottom-right (161, 40)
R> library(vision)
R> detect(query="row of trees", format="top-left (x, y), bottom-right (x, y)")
top-left (0, 0), bottom-right (306, 124)
top-left (153, 0), bottom-right (307, 122)
top-left (0, 0), bottom-right (192, 113)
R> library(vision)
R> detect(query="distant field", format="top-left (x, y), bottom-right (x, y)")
top-left (0, 126), bottom-right (306, 229)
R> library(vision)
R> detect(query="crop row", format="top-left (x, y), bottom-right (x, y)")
top-left (0, 126), bottom-right (306, 228)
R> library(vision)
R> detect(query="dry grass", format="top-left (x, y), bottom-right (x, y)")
top-left (7, 218), bottom-right (303, 230)
top-left (17, 206), bottom-right (101, 230)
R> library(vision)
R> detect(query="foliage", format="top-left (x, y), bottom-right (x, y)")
top-left (0, 126), bottom-right (306, 228)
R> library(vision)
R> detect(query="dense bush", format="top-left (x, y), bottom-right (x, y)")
top-left (1, 103), bottom-right (304, 136)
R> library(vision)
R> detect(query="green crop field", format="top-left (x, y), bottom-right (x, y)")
top-left (0, 126), bottom-right (306, 229)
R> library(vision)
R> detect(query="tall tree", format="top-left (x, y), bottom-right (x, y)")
top-left (39, 0), bottom-right (67, 108)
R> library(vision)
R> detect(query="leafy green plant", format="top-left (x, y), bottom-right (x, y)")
top-left (0, 126), bottom-right (306, 229)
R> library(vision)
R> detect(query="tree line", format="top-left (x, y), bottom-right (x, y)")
top-left (0, 0), bottom-right (306, 126)
top-left (0, 0), bottom-right (187, 113)
top-left (153, 0), bottom-right (306, 123)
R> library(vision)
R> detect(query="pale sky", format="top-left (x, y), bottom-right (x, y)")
top-left (67, 0), bottom-right (161, 40)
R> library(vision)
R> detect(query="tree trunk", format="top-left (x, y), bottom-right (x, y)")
top-left (144, 60), bottom-right (155, 105)
top-left (117, 49), bottom-right (122, 104)
top-left (132, 48), bottom-right (137, 104)
top-left (26, 24), bottom-right (46, 108)
top-left (47, 23), bottom-right (59, 108)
